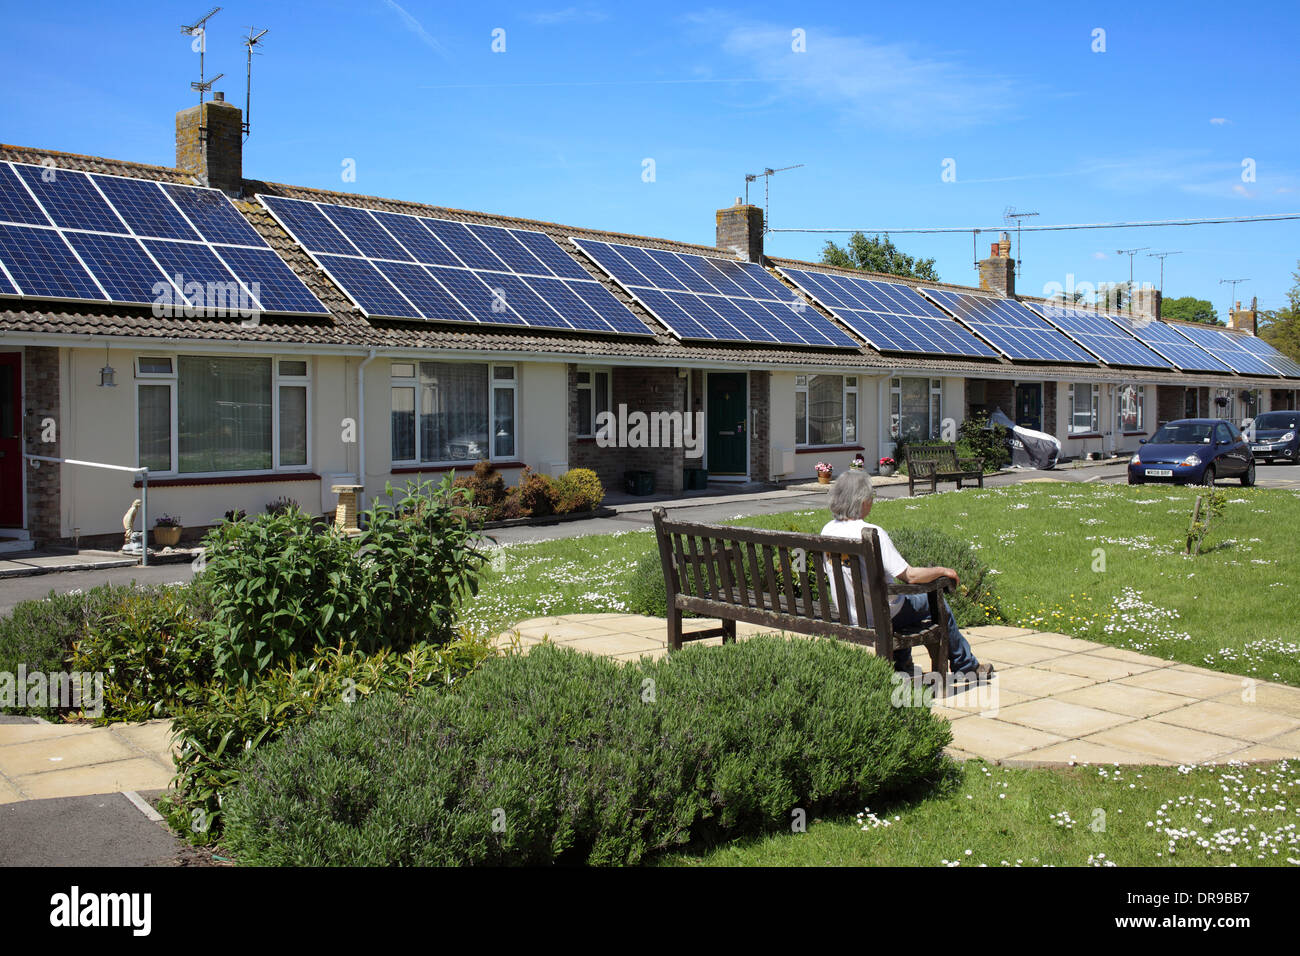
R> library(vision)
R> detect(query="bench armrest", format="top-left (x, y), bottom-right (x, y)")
top-left (887, 577), bottom-right (955, 596)
top-left (957, 457), bottom-right (984, 471)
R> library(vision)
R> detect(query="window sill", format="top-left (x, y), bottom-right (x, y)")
top-left (1066, 433), bottom-right (1102, 440)
top-left (391, 461), bottom-right (526, 474)
top-left (796, 444), bottom-right (864, 454)
top-left (1122, 431), bottom-right (1148, 437)
top-left (133, 472), bottom-right (320, 488)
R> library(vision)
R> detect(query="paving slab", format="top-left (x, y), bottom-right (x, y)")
top-left (1212, 682), bottom-right (1300, 719)
top-left (1151, 700), bottom-right (1300, 743)
top-left (945, 715), bottom-right (1066, 760)
top-left (1036, 653), bottom-right (1159, 682)
top-left (1055, 682), bottom-right (1197, 718)
top-left (0, 732), bottom-right (139, 776)
top-left (976, 641), bottom-right (1067, 667)
top-left (1119, 667), bottom-right (1247, 699)
top-left (1082, 722), bottom-right (1247, 764)
top-left (997, 699), bottom-right (1135, 738)
top-left (1012, 739), bottom-right (1163, 767)
top-left (992, 666), bottom-right (1096, 698)
top-left (13, 758), bottom-right (174, 800)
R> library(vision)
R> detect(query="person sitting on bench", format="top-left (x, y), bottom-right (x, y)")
top-left (820, 470), bottom-right (993, 681)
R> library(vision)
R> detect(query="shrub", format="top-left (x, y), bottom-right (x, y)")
top-left (889, 527), bottom-right (1003, 627)
top-left (625, 549), bottom-right (675, 618)
top-left (517, 467), bottom-right (559, 517)
top-left (169, 636), bottom-right (494, 839)
top-left (222, 637), bottom-right (951, 866)
top-left (70, 588), bottom-right (214, 721)
top-left (957, 413), bottom-right (1010, 471)
top-left (264, 496), bottom-right (299, 516)
top-left (556, 467), bottom-right (604, 513)
top-left (457, 460), bottom-right (507, 521)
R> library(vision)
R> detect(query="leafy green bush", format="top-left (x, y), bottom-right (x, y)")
top-left (169, 636), bottom-right (494, 839)
top-left (625, 549), bottom-right (671, 617)
top-left (889, 527), bottom-right (1003, 627)
top-left (556, 467), bottom-right (604, 513)
top-left (70, 588), bottom-right (214, 721)
top-left (957, 413), bottom-right (1010, 471)
top-left (222, 637), bottom-right (951, 866)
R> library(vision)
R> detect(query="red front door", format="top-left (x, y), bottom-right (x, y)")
top-left (0, 353), bottom-right (21, 526)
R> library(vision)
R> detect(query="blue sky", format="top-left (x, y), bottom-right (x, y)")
top-left (2, 0), bottom-right (1297, 313)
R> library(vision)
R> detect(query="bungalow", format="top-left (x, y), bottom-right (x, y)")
top-left (1, 95), bottom-right (1295, 550)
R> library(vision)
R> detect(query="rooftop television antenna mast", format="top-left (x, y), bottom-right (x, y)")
top-left (1116, 247), bottom-right (1150, 286)
top-left (182, 7), bottom-right (222, 109)
top-left (1003, 207), bottom-right (1038, 277)
top-left (1219, 277), bottom-right (1249, 321)
top-left (1146, 250), bottom-right (1181, 295)
top-left (744, 164), bottom-right (804, 233)
top-left (242, 27), bottom-right (269, 142)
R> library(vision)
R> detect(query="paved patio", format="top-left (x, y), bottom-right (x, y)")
top-left (0, 718), bottom-right (175, 804)
top-left (495, 614), bottom-right (1300, 767)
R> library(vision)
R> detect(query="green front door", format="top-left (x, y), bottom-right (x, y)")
top-left (707, 373), bottom-right (748, 475)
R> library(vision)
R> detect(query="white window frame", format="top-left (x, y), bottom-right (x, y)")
top-left (794, 373), bottom-right (858, 448)
top-left (389, 359), bottom-right (519, 465)
top-left (1117, 384), bottom-right (1145, 433)
top-left (889, 377), bottom-right (943, 441)
top-left (575, 365), bottom-right (612, 438)
top-left (133, 353), bottom-right (312, 478)
top-left (1068, 382), bottom-right (1100, 435)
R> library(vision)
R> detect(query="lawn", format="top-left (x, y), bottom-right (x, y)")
top-left (465, 482), bottom-right (1300, 687)
top-left (663, 757), bottom-right (1300, 867)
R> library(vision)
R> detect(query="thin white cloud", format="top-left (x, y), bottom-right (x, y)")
top-left (382, 0), bottom-right (449, 58)
top-left (1092, 252), bottom-right (1109, 260)
top-left (1232, 184), bottom-right (1256, 198)
top-left (692, 15), bottom-right (1018, 132)
top-left (525, 7), bottom-right (609, 24)
top-left (1209, 117), bottom-right (1230, 125)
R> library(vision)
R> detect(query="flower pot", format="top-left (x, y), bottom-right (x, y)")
top-left (817, 473), bottom-right (831, 485)
top-left (879, 465), bottom-right (896, 477)
top-left (152, 526), bottom-right (182, 548)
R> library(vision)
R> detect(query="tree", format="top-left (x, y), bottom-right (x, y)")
top-left (820, 233), bottom-right (940, 281)
top-left (1258, 261), bottom-right (1300, 364)
top-left (1161, 296), bottom-right (1222, 326)
top-left (1095, 281), bottom-right (1132, 311)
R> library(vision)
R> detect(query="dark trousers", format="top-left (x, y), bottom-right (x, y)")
top-left (890, 593), bottom-right (979, 672)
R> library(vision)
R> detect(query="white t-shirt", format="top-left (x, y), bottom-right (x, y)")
top-left (819, 518), bottom-right (910, 625)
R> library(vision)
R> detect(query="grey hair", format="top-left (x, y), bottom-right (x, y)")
top-left (828, 469), bottom-right (875, 521)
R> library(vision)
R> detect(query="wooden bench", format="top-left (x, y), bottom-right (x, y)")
top-left (652, 507), bottom-right (951, 676)
top-left (903, 444), bottom-right (985, 496)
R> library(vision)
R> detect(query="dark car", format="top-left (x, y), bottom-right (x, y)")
top-left (1128, 418), bottom-right (1255, 486)
top-left (1246, 410), bottom-right (1300, 464)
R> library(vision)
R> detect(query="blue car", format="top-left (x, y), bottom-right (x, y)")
top-left (1128, 418), bottom-right (1255, 487)
top-left (1247, 410), bottom-right (1300, 464)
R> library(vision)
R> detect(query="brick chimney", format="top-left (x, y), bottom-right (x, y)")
top-left (716, 199), bottom-right (764, 263)
top-left (1229, 297), bottom-right (1258, 335)
top-left (1130, 286), bottom-right (1162, 321)
top-left (176, 92), bottom-right (243, 195)
top-left (978, 231), bottom-right (1014, 297)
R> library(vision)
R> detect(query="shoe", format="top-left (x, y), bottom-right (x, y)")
top-left (954, 663), bottom-right (995, 684)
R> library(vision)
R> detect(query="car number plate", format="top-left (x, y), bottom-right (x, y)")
top-left (1145, 469), bottom-right (1173, 477)
top-left (1251, 445), bottom-right (1269, 452)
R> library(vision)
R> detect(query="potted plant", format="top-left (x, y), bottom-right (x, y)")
top-left (816, 461), bottom-right (833, 484)
top-left (153, 513), bottom-right (183, 548)
top-left (878, 456), bottom-right (897, 477)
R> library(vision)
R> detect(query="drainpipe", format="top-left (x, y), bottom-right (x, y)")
top-left (356, 349), bottom-right (379, 509)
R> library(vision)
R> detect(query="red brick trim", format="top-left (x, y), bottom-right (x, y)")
top-left (134, 472), bottom-right (320, 488)
top-left (1122, 431), bottom-right (1148, 437)
top-left (391, 461), bottom-right (526, 474)
top-left (1066, 434), bottom-right (1102, 440)
top-left (796, 444), bottom-right (865, 454)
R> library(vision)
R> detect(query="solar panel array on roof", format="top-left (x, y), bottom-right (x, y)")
top-left (1027, 303), bottom-right (1172, 369)
top-left (1233, 332), bottom-right (1300, 378)
top-left (777, 267), bottom-right (997, 358)
top-left (921, 288), bottom-right (1095, 363)
top-left (1114, 313), bottom-right (1234, 372)
top-left (570, 238), bottom-right (857, 348)
top-left (258, 195), bottom-right (651, 337)
top-left (1168, 322), bottom-right (1282, 377)
top-left (0, 162), bottom-right (327, 315)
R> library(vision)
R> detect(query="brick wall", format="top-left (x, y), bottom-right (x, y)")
top-left (748, 370), bottom-right (770, 482)
top-left (567, 365), bottom-right (686, 495)
top-left (966, 378), bottom-right (1013, 419)
top-left (715, 203), bottom-right (764, 262)
top-left (176, 96), bottom-right (243, 195)
top-left (1043, 381), bottom-right (1058, 437)
top-left (977, 247), bottom-right (1015, 297)
top-left (1271, 388), bottom-right (1297, 411)
top-left (22, 347), bottom-right (61, 545)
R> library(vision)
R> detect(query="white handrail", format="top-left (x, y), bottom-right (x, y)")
top-left (23, 455), bottom-right (151, 566)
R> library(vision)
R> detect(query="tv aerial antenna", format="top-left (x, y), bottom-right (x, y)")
top-left (1003, 207), bottom-right (1038, 277)
top-left (1219, 277), bottom-right (1249, 321)
top-left (745, 164), bottom-right (804, 233)
top-left (182, 7), bottom-right (222, 109)
top-left (242, 27), bottom-right (269, 142)
top-left (1146, 251), bottom-right (1181, 295)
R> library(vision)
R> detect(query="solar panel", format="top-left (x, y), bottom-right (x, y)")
top-left (1234, 334), bottom-right (1300, 378)
top-left (14, 166), bottom-right (127, 234)
top-left (779, 268), bottom-right (997, 358)
top-left (571, 237), bottom-right (858, 347)
top-left (0, 163), bottom-right (327, 315)
top-left (0, 267), bottom-right (16, 297)
top-left (161, 183), bottom-right (265, 246)
top-left (91, 175), bottom-right (199, 241)
top-left (1168, 323), bottom-right (1281, 377)
top-left (922, 288), bottom-right (1094, 362)
top-left (144, 240), bottom-right (256, 310)
top-left (0, 224), bottom-right (105, 301)
top-left (1028, 303), bottom-right (1172, 369)
top-left (1116, 314), bottom-right (1233, 372)
top-left (260, 194), bottom-right (652, 336)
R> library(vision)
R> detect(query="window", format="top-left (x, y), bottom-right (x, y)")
top-left (136, 355), bottom-right (310, 475)
top-left (575, 367), bottom-right (611, 437)
top-left (390, 360), bottom-right (517, 464)
top-left (794, 374), bottom-right (858, 446)
top-left (889, 377), bottom-right (943, 440)
top-left (1068, 383), bottom-right (1099, 435)
top-left (1117, 384), bottom-right (1144, 432)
